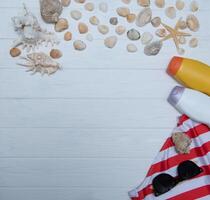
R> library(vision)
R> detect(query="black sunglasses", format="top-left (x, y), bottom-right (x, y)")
top-left (152, 160), bottom-right (203, 196)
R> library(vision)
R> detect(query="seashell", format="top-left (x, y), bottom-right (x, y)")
top-left (189, 38), bottom-right (198, 48)
top-left (10, 47), bottom-right (21, 57)
top-left (74, 0), bottom-right (85, 3)
top-left (115, 25), bottom-right (126, 35)
top-left (98, 25), bottom-right (109, 35)
top-left (127, 44), bottom-right (137, 53)
top-left (155, 0), bottom-right (165, 8)
top-left (61, 0), bottom-right (71, 7)
top-left (141, 32), bottom-right (153, 45)
top-left (40, 0), bottom-right (63, 23)
top-left (89, 16), bottom-right (100, 25)
top-left (64, 31), bottom-right (72, 41)
top-left (178, 20), bottom-right (187, 30)
top-left (55, 18), bottom-right (69, 32)
top-left (144, 41), bottom-right (162, 56)
top-left (78, 22), bottom-right (88, 34)
top-left (86, 33), bottom-right (93, 41)
top-left (17, 52), bottom-right (61, 75)
top-left (122, 0), bottom-right (131, 4)
top-left (179, 36), bottom-right (186, 44)
top-left (178, 48), bottom-right (185, 55)
top-left (85, 2), bottom-right (94, 11)
top-left (70, 10), bottom-right (82, 20)
top-left (186, 14), bottom-right (200, 32)
top-left (50, 49), bottom-right (62, 59)
top-left (73, 40), bottom-right (86, 51)
top-left (12, 5), bottom-right (59, 52)
top-left (155, 28), bottom-right (167, 37)
top-left (165, 7), bottom-right (176, 19)
top-left (110, 17), bottom-right (118, 25)
top-left (116, 7), bottom-right (130, 17)
top-left (172, 132), bottom-right (191, 154)
top-left (137, 0), bottom-right (150, 7)
top-left (151, 17), bottom-right (161, 27)
top-left (126, 14), bottom-right (136, 23)
top-left (136, 8), bottom-right (152, 27)
top-left (176, 0), bottom-right (185, 10)
top-left (127, 29), bottom-right (141, 40)
top-left (104, 36), bottom-right (118, 48)
top-left (190, 1), bottom-right (199, 12)
top-left (99, 2), bottom-right (108, 13)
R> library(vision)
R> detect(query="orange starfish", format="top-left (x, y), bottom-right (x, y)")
top-left (160, 18), bottom-right (192, 52)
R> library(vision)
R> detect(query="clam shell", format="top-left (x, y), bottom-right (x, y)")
top-left (64, 31), bottom-right (72, 41)
top-left (144, 41), bottom-right (162, 56)
top-left (98, 25), bottom-right (109, 35)
top-left (50, 49), bottom-right (62, 59)
top-left (127, 44), bottom-right (137, 53)
top-left (115, 25), bottom-right (126, 35)
top-left (155, 0), bottom-right (165, 8)
top-left (176, 0), bottom-right (185, 10)
top-left (151, 17), bottom-right (161, 27)
top-left (78, 22), bottom-right (88, 34)
top-left (165, 7), bottom-right (176, 19)
top-left (116, 7), bottom-right (130, 17)
top-left (73, 40), bottom-right (86, 51)
top-left (190, 1), bottom-right (199, 12)
top-left (10, 47), bottom-right (21, 57)
top-left (186, 14), bottom-right (200, 32)
top-left (127, 29), bottom-right (141, 40)
top-left (126, 14), bottom-right (136, 23)
top-left (141, 32), bottom-right (153, 45)
top-left (70, 10), bottom-right (82, 20)
top-left (189, 38), bottom-right (198, 48)
top-left (137, 0), bottom-right (150, 7)
top-left (89, 16), bottom-right (99, 25)
top-left (136, 8), bottom-right (152, 27)
top-left (85, 2), bottom-right (94, 11)
top-left (55, 18), bottom-right (69, 32)
top-left (104, 36), bottom-right (118, 48)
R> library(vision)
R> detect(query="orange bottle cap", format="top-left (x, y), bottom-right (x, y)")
top-left (167, 56), bottom-right (183, 76)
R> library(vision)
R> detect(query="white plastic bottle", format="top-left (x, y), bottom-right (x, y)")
top-left (168, 86), bottom-right (210, 126)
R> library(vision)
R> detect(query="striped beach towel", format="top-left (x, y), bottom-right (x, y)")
top-left (129, 115), bottom-right (210, 200)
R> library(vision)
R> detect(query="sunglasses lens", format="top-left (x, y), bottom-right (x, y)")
top-left (152, 173), bottom-right (177, 196)
top-left (178, 160), bottom-right (203, 181)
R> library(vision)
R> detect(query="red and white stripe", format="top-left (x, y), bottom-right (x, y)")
top-left (129, 115), bottom-right (210, 200)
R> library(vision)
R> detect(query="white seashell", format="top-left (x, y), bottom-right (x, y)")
top-left (104, 36), bottom-right (117, 48)
top-left (89, 16), bottom-right (99, 25)
top-left (78, 22), bottom-right (88, 34)
top-left (189, 38), bottom-right (198, 48)
top-left (137, 0), bottom-right (150, 7)
top-left (155, 0), bottom-right (165, 8)
top-left (141, 32), bottom-right (153, 45)
top-left (144, 41), bottom-right (162, 56)
top-left (165, 7), bottom-right (176, 19)
top-left (17, 52), bottom-right (61, 75)
top-left (190, 1), bottom-right (199, 12)
top-left (115, 25), bottom-right (126, 35)
top-left (110, 17), bottom-right (118, 25)
top-left (172, 132), bottom-right (191, 154)
top-left (55, 18), bottom-right (69, 32)
top-left (127, 44), bottom-right (137, 53)
top-left (116, 7), bottom-right (130, 17)
top-left (99, 2), bottom-right (108, 13)
top-left (70, 10), bottom-right (82, 20)
top-left (98, 25), bottom-right (109, 35)
top-left (136, 8), bottom-right (152, 27)
top-left (61, 0), bottom-right (71, 7)
top-left (151, 17), bottom-right (161, 27)
top-left (186, 14), bottom-right (200, 32)
top-left (40, 0), bottom-right (63, 23)
top-left (126, 14), bottom-right (136, 23)
top-left (86, 33), bottom-right (93, 41)
top-left (75, 0), bottom-right (85, 3)
top-left (155, 28), bottom-right (167, 37)
top-left (73, 40), bottom-right (86, 51)
top-left (127, 29), bottom-right (141, 40)
top-left (85, 2), bottom-right (94, 11)
top-left (176, 0), bottom-right (185, 10)
top-left (12, 5), bottom-right (59, 52)
top-left (122, 0), bottom-right (131, 4)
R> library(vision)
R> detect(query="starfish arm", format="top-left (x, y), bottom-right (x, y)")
top-left (160, 34), bottom-right (173, 42)
top-left (177, 32), bottom-right (192, 37)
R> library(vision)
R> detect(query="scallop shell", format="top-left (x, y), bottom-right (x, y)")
top-left (176, 0), bottom-right (185, 10)
top-left (116, 7), bottom-right (130, 17)
top-left (155, 0), bottom-right (165, 8)
top-left (55, 18), bottom-right (69, 32)
top-left (144, 41), bottom-right (162, 56)
top-left (165, 7), bottom-right (176, 19)
top-left (136, 8), bottom-right (152, 27)
top-left (137, 0), bottom-right (150, 7)
top-left (73, 40), bottom-right (86, 51)
top-left (40, 0), bottom-right (63, 23)
top-left (186, 14), bottom-right (200, 32)
top-left (190, 1), bottom-right (199, 12)
top-left (104, 36), bottom-right (117, 48)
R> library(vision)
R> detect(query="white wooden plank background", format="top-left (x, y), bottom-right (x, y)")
top-left (0, 0), bottom-right (209, 200)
